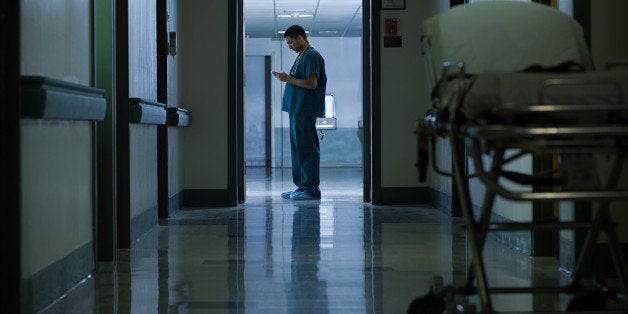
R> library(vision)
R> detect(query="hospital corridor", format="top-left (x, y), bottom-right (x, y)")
top-left (38, 167), bottom-right (618, 313)
top-left (2, 0), bottom-right (628, 313)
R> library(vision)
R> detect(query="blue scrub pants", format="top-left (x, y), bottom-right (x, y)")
top-left (289, 113), bottom-right (321, 198)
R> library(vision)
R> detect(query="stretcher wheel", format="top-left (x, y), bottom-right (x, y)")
top-left (406, 292), bottom-right (446, 314)
top-left (566, 292), bottom-right (608, 311)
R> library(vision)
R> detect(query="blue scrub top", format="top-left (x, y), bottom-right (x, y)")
top-left (282, 47), bottom-right (327, 117)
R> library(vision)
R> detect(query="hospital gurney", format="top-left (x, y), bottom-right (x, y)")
top-left (410, 2), bottom-right (628, 313)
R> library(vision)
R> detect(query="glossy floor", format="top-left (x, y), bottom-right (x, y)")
top-left (42, 168), bottom-right (623, 313)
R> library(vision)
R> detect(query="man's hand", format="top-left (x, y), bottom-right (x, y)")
top-left (272, 71), bottom-right (289, 82)
top-left (272, 71), bottom-right (318, 90)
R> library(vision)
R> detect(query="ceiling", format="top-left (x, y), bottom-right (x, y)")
top-left (244, 0), bottom-right (363, 38)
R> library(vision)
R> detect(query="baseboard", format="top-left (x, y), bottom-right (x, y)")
top-left (379, 187), bottom-right (431, 205)
top-left (168, 191), bottom-right (183, 217)
top-left (378, 186), bottom-right (453, 210)
top-left (22, 242), bottom-right (94, 313)
top-left (131, 204), bottom-right (158, 243)
top-left (427, 188), bottom-right (455, 217)
top-left (183, 189), bottom-right (235, 207)
top-left (425, 187), bottom-right (532, 255)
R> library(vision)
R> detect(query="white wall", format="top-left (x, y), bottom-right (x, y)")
top-left (20, 0), bottom-right (91, 84)
top-left (379, 1), bottom-right (432, 187)
top-left (19, 0), bottom-right (93, 278)
top-left (129, 0), bottom-right (157, 101)
top-left (130, 125), bottom-right (158, 217)
top-left (591, 0), bottom-right (628, 70)
top-left (20, 120), bottom-right (93, 276)
top-left (129, 0), bottom-right (159, 219)
top-left (179, 0), bottom-right (229, 190)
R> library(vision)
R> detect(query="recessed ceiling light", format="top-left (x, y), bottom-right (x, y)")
top-left (319, 30), bottom-right (338, 35)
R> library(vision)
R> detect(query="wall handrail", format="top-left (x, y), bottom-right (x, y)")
top-left (21, 76), bottom-right (107, 121)
top-left (166, 107), bottom-right (191, 127)
top-left (129, 98), bottom-right (167, 125)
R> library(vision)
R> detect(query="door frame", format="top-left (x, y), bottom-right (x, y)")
top-left (264, 56), bottom-right (272, 167)
top-left (157, 0), bottom-right (169, 218)
top-left (93, 0), bottom-right (118, 262)
top-left (367, 0), bottom-right (376, 203)
top-left (1, 0), bottom-right (22, 311)
top-left (233, 0), bottom-right (376, 203)
top-left (243, 54), bottom-right (273, 168)
top-left (230, 0), bottom-right (244, 204)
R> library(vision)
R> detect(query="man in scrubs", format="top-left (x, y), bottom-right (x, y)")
top-left (272, 25), bottom-right (327, 200)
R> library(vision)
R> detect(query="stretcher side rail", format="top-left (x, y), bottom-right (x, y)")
top-left (427, 122), bottom-right (628, 202)
top-left (461, 102), bottom-right (628, 202)
top-left (488, 104), bottom-right (628, 125)
top-left (417, 117), bottom-right (624, 183)
top-left (539, 78), bottom-right (624, 103)
top-left (464, 125), bottom-right (628, 150)
top-left (468, 137), bottom-right (628, 201)
top-left (464, 125), bottom-right (628, 138)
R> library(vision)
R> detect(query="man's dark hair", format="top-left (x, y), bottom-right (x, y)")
top-left (284, 25), bottom-right (307, 40)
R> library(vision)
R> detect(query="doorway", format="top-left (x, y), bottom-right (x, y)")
top-left (245, 55), bottom-right (272, 168)
top-left (241, 0), bottom-right (367, 202)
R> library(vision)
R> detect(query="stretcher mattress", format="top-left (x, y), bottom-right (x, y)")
top-left (421, 1), bottom-right (593, 81)
top-left (460, 70), bottom-right (628, 123)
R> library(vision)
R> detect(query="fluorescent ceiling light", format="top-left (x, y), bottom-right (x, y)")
top-left (278, 9), bottom-right (311, 18)
top-left (277, 13), bottom-right (313, 18)
top-left (278, 30), bottom-right (309, 34)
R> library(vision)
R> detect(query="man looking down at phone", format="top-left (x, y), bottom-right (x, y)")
top-left (272, 24), bottom-right (327, 200)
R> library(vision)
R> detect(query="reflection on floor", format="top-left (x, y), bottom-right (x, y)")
top-left (41, 167), bottom-right (623, 313)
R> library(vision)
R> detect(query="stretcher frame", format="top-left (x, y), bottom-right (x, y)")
top-left (416, 38), bottom-right (628, 314)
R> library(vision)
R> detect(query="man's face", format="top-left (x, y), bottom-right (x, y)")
top-left (285, 35), bottom-right (304, 53)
